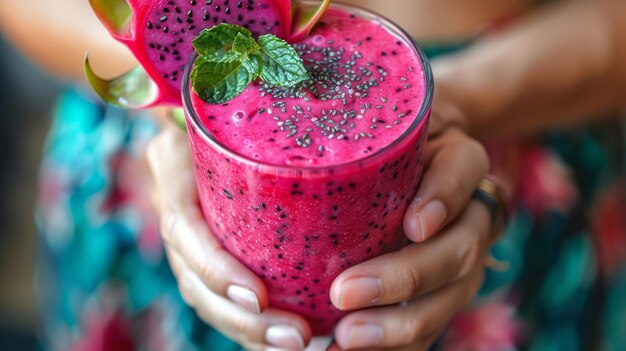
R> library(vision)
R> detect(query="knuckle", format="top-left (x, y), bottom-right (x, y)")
top-left (178, 271), bottom-right (197, 307)
top-left (458, 233), bottom-right (483, 279)
top-left (198, 256), bottom-right (219, 286)
top-left (399, 317), bottom-right (429, 345)
top-left (229, 313), bottom-right (253, 335)
top-left (441, 174), bottom-right (468, 209)
top-left (159, 211), bottom-right (179, 246)
top-left (399, 263), bottom-right (424, 300)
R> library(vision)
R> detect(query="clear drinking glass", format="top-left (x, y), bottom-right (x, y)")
top-left (182, 2), bottom-right (434, 335)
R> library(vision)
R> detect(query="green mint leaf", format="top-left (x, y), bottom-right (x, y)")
top-left (192, 24), bottom-right (252, 57)
top-left (258, 34), bottom-right (309, 87)
top-left (232, 33), bottom-right (261, 58)
top-left (191, 56), bottom-right (253, 104)
top-left (191, 25), bottom-right (310, 104)
top-left (240, 53), bottom-right (263, 78)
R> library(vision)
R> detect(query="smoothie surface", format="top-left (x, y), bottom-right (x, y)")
top-left (191, 8), bottom-right (426, 167)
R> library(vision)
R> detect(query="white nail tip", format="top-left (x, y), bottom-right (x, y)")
top-left (226, 285), bottom-right (261, 314)
top-left (266, 325), bottom-right (305, 349)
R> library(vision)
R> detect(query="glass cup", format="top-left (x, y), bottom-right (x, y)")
top-left (182, 2), bottom-right (434, 336)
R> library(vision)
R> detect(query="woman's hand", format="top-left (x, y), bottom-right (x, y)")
top-left (147, 123), bottom-right (313, 351)
top-left (328, 125), bottom-right (494, 351)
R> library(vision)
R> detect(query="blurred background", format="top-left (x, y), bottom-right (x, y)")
top-left (0, 36), bottom-right (59, 350)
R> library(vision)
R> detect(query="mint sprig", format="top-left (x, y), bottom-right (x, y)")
top-left (191, 24), bottom-right (309, 104)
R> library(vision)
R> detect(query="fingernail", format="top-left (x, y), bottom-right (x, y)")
top-left (226, 285), bottom-right (260, 314)
top-left (415, 200), bottom-right (447, 241)
top-left (337, 277), bottom-right (382, 310)
top-left (266, 325), bottom-right (305, 349)
top-left (341, 324), bottom-right (384, 349)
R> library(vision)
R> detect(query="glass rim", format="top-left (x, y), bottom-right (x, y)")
top-left (182, 1), bottom-right (434, 174)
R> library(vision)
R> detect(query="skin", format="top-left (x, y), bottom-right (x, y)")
top-left (3, 0), bottom-right (625, 350)
top-left (148, 121), bottom-right (490, 351)
top-left (0, 0), bottom-right (136, 80)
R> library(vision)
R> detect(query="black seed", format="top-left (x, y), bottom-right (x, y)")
top-left (223, 189), bottom-right (234, 199)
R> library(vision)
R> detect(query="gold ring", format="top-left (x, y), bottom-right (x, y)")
top-left (472, 176), bottom-right (509, 244)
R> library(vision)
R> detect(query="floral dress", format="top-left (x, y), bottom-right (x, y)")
top-left (36, 87), bottom-right (239, 350)
top-left (36, 77), bottom-right (625, 350)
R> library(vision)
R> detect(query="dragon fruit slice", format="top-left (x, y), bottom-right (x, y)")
top-left (86, 0), bottom-right (293, 107)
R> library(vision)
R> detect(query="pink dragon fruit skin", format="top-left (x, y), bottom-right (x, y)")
top-left (86, 0), bottom-right (329, 108)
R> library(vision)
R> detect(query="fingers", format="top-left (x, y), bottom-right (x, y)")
top-left (331, 201), bottom-right (490, 310)
top-left (146, 123), bottom-right (199, 211)
top-left (404, 128), bottom-right (489, 242)
top-left (167, 250), bottom-right (312, 350)
top-left (333, 266), bottom-right (484, 350)
top-left (162, 205), bottom-right (268, 312)
top-left (147, 125), bottom-right (268, 313)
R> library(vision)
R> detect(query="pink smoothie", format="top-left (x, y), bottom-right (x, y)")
top-left (184, 5), bottom-right (432, 335)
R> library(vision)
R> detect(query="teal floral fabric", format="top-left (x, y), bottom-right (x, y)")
top-left (36, 82), bottom-right (625, 350)
top-left (36, 87), bottom-right (239, 351)
top-left (438, 125), bottom-right (626, 351)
